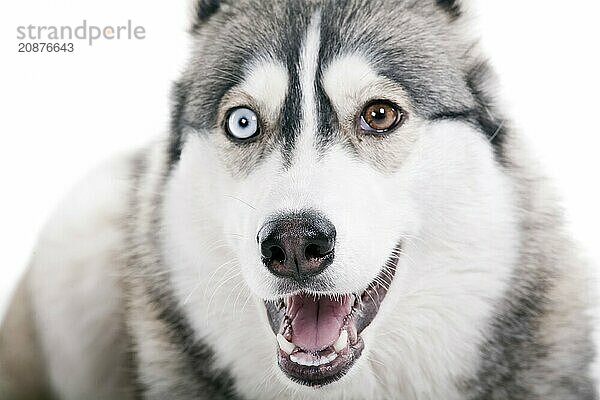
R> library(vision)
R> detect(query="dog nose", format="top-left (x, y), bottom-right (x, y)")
top-left (258, 210), bottom-right (336, 280)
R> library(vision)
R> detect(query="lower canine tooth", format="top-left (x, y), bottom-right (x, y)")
top-left (333, 330), bottom-right (348, 352)
top-left (276, 334), bottom-right (295, 355)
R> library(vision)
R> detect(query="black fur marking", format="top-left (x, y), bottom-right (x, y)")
top-left (126, 152), bottom-right (240, 399)
top-left (430, 104), bottom-right (506, 155)
top-left (148, 287), bottom-right (239, 398)
top-left (314, 8), bottom-right (343, 152)
top-left (436, 0), bottom-right (462, 19)
top-left (314, 73), bottom-right (339, 152)
top-left (468, 274), bottom-right (551, 399)
top-left (430, 62), bottom-right (507, 161)
top-left (279, 75), bottom-right (302, 168)
top-left (465, 62), bottom-right (507, 155)
top-left (148, 168), bottom-right (239, 399)
top-left (279, 57), bottom-right (302, 167)
top-left (168, 80), bottom-right (188, 166)
top-left (276, 4), bottom-right (311, 167)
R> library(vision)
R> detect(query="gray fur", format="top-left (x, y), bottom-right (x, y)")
top-left (1, 1), bottom-right (597, 399)
top-left (0, 272), bottom-right (54, 400)
top-left (463, 133), bottom-right (598, 399)
top-left (123, 149), bottom-right (240, 399)
top-left (136, 1), bottom-right (599, 397)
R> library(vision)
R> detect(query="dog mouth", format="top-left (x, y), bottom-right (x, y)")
top-left (264, 245), bottom-right (400, 387)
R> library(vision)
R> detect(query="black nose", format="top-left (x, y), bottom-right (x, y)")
top-left (258, 210), bottom-right (336, 280)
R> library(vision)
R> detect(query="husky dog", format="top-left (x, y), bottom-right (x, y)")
top-left (1, 0), bottom-right (598, 399)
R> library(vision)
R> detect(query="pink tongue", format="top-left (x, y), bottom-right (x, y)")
top-left (288, 294), bottom-right (351, 352)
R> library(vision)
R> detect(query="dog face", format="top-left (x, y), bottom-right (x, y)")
top-left (162, 0), bottom-right (519, 396)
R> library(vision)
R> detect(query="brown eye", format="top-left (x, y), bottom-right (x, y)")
top-left (360, 101), bottom-right (405, 134)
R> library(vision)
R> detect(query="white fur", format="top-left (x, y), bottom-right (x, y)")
top-left (165, 115), bottom-right (518, 399)
top-left (161, 7), bottom-right (522, 397)
top-left (6, 2), bottom-right (595, 398)
top-left (165, 87), bottom-right (519, 400)
top-left (322, 52), bottom-right (415, 135)
top-left (240, 59), bottom-right (288, 120)
top-left (28, 155), bottom-right (133, 400)
top-left (291, 11), bottom-right (322, 167)
top-left (322, 53), bottom-right (381, 117)
top-left (592, 268), bottom-right (600, 385)
top-left (21, 116), bottom-right (523, 400)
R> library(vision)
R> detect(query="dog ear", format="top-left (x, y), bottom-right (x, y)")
top-left (194, 0), bottom-right (221, 22)
top-left (188, 0), bottom-right (226, 32)
top-left (434, 0), bottom-right (475, 19)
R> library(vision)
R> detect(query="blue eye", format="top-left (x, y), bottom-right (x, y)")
top-left (226, 107), bottom-right (260, 140)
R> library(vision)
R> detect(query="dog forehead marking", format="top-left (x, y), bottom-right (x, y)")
top-left (291, 11), bottom-right (322, 166)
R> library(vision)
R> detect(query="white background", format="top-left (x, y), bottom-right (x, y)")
top-left (0, 1), bottom-right (598, 317)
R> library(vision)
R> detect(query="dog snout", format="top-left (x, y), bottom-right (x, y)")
top-left (257, 210), bottom-right (336, 280)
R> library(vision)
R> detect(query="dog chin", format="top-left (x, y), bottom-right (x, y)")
top-left (263, 244), bottom-right (401, 387)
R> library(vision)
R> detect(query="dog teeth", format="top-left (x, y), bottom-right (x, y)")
top-left (326, 352), bottom-right (339, 363)
top-left (333, 330), bottom-right (348, 352)
top-left (276, 334), bottom-right (296, 355)
top-left (290, 353), bottom-right (335, 367)
top-left (289, 354), bottom-right (303, 365)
